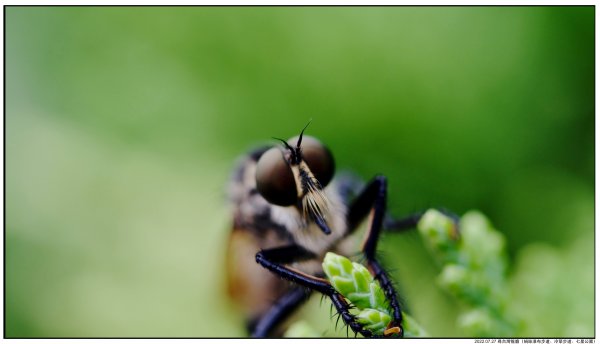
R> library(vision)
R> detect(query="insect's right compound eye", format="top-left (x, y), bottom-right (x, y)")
top-left (255, 147), bottom-right (297, 206)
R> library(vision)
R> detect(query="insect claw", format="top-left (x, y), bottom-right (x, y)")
top-left (384, 326), bottom-right (402, 336)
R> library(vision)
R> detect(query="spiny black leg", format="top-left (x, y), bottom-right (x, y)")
top-left (368, 260), bottom-right (403, 331)
top-left (384, 208), bottom-right (460, 234)
top-left (346, 175), bottom-right (387, 238)
top-left (346, 175), bottom-right (387, 259)
top-left (256, 244), bottom-right (315, 265)
top-left (255, 245), bottom-right (329, 293)
top-left (250, 287), bottom-right (312, 338)
top-left (349, 182), bottom-right (421, 234)
top-left (383, 212), bottom-right (425, 232)
top-left (346, 175), bottom-right (404, 336)
top-left (330, 293), bottom-right (373, 338)
top-left (347, 173), bottom-right (458, 235)
top-left (255, 245), bottom-right (373, 338)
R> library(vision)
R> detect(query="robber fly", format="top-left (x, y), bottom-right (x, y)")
top-left (225, 122), bottom-right (451, 338)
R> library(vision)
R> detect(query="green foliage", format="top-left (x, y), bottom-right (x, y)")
top-left (418, 209), bottom-right (517, 336)
top-left (509, 235), bottom-right (594, 337)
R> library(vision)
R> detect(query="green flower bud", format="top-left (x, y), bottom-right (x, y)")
top-left (417, 209), bottom-right (459, 262)
top-left (438, 264), bottom-right (470, 291)
top-left (322, 252), bottom-right (354, 279)
top-left (356, 308), bottom-right (391, 334)
top-left (351, 262), bottom-right (372, 292)
top-left (460, 211), bottom-right (506, 266)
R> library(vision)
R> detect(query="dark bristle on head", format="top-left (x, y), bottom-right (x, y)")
top-left (273, 137), bottom-right (294, 152)
top-left (273, 136), bottom-right (303, 165)
top-left (296, 119), bottom-right (312, 149)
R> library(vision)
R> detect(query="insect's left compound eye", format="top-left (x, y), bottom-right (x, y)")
top-left (255, 147), bottom-right (297, 206)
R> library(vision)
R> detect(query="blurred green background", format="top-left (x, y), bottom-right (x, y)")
top-left (6, 6), bottom-right (594, 338)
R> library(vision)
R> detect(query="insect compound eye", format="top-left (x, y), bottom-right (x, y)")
top-left (287, 135), bottom-right (335, 188)
top-left (255, 147), bottom-right (297, 206)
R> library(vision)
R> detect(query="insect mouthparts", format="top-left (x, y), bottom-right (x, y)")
top-left (313, 215), bottom-right (332, 235)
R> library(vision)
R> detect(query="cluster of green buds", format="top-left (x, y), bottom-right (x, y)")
top-left (417, 209), bottom-right (518, 337)
top-left (321, 252), bottom-right (427, 337)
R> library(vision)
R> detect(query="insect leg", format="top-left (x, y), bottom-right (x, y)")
top-left (255, 245), bottom-right (373, 338)
top-left (250, 287), bottom-right (312, 337)
top-left (383, 212), bottom-right (424, 232)
top-left (384, 208), bottom-right (460, 232)
top-left (345, 175), bottom-right (404, 335)
top-left (346, 175), bottom-right (387, 257)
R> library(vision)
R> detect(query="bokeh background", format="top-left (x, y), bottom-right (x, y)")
top-left (6, 6), bottom-right (594, 338)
